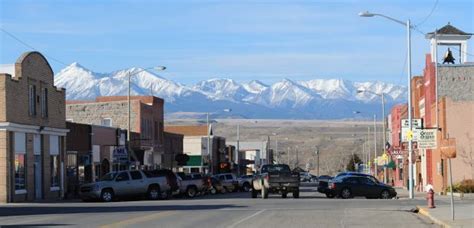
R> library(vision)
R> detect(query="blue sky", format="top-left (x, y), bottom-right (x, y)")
top-left (1, 0), bottom-right (473, 85)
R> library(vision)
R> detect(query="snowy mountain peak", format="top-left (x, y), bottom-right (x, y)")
top-left (55, 63), bottom-right (407, 119)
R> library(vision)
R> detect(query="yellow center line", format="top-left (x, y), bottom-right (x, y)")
top-left (99, 210), bottom-right (178, 228)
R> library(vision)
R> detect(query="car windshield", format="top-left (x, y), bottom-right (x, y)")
top-left (100, 172), bottom-right (118, 181)
top-left (261, 165), bottom-right (291, 173)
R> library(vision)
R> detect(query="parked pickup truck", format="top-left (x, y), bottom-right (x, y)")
top-left (176, 172), bottom-right (206, 198)
top-left (79, 170), bottom-right (170, 202)
top-left (251, 164), bottom-right (300, 199)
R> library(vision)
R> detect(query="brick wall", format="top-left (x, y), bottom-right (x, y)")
top-left (1, 52), bottom-right (66, 129)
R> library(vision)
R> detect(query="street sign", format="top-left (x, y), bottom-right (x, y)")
top-left (417, 129), bottom-right (438, 149)
top-left (401, 128), bottom-right (420, 142)
top-left (401, 119), bottom-right (422, 129)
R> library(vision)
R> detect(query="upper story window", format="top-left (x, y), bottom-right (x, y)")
top-left (41, 88), bottom-right (48, 118)
top-left (101, 118), bottom-right (112, 127)
top-left (28, 85), bottom-right (36, 116)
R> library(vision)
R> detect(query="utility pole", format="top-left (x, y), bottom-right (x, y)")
top-left (287, 147), bottom-right (290, 166)
top-left (374, 114), bottom-right (377, 179)
top-left (207, 113), bottom-right (211, 174)
top-left (275, 139), bottom-right (278, 164)
top-left (236, 124), bottom-right (240, 176)
top-left (127, 71), bottom-right (132, 170)
top-left (367, 126), bottom-right (371, 175)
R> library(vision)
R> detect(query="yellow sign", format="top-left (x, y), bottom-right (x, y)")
top-left (406, 130), bottom-right (413, 141)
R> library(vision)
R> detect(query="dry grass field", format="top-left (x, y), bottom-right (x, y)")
top-left (166, 119), bottom-right (384, 176)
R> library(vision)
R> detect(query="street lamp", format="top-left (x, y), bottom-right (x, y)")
top-left (127, 66), bottom-right (166, 169)
top-left (315, 146), bottom-right (320, 176)
top-left (359, 11), bottom-right (414, 199)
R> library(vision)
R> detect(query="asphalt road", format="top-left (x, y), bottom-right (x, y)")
top-left (0, 185), bottom-right (437, 228)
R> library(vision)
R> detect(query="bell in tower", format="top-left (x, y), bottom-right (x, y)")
top-left (443, 48), bottom-right (456, 64)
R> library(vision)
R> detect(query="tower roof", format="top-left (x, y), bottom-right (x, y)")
top-left (426, 23), bottom-right (472, 37)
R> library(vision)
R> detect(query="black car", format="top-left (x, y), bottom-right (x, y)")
top-left (328, 175), bottom-right (397, 199)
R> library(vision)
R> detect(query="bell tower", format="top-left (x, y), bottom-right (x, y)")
top-left (425, 23), bottom-right (472, 64)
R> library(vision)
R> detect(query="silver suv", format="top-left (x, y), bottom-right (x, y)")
top-left (79, 170), bottom-right (170, 202)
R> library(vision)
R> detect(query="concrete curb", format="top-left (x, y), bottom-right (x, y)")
top-left (417, 206), bottom-right (451, 228)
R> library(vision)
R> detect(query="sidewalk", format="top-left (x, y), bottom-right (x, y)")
top-left (417, 196), bottom-right (474, 228)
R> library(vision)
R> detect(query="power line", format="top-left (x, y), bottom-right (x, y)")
top-left (415, 0), bottom-right (439, 27)
top-left (0, 27), bottom-right (69, 66)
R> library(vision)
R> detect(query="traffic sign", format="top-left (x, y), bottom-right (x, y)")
top-left (418, 129), bottom-right (437, 149)
top-left (401, 119), bottom-right (422, 129)
top-left (401, 128), bottom-right (420, 142)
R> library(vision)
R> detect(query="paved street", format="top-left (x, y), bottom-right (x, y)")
top-left (0, 185), bottom-right (437, 228)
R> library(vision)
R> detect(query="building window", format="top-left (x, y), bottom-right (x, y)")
top-left (101, 118), bottom-right (112, 127)
top-left (14, 133), bottom-right (26, 193)
top-left (28, 85), bottom-right (36, 116)
top-left (50, 136), bottom-right (60, 190)
top-left (41, 88), bottom-right (48, 117)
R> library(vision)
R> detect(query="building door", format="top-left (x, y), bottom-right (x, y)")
top-left (33, 134), bottom-right (42, 200)
top-left (34, 155), bottom-right (42, 199)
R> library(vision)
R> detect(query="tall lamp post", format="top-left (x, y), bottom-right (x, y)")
top-left (359, 11), bottom-right (414, 199)
top-left (315, 146), bottom-right (320, 176)
top-left (127, 66), bottom-right (166, 169)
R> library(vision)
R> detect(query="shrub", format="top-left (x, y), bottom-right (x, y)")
top-left (446, 179), bottom-right (474, 193)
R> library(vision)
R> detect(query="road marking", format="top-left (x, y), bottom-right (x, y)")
top-left (227, 209), bottom-right (266, 228)
top-left (99, 211), bottom-right (177, 228)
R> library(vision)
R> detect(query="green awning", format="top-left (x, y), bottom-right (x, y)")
top-left (186, 155), bottom-right (202, 167)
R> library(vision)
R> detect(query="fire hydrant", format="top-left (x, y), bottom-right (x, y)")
top-left (427, 189), bottom-right (436, 208)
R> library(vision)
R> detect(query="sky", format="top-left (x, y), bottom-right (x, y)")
top-left (1, 0), bottom-right (473, 85)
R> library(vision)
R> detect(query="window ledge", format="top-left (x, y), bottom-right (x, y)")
top-left (15, 189), bottom-right (27, 194)
top-left (50, 186), bottom-right (60, 191)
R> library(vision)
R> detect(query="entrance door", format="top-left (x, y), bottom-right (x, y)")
top-left (34, 155), bottom-right (42, 199)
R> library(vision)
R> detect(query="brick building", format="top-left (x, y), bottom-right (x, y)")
top-left (164, 125), bottom-right (225, 174)
top-left (66, 96), bottom-right (164, 168)
top-left (65, 122), bottom-right (127, 198)
top-left (0, 52), bottom-right (68, 203)
top-left (163, 131), bottom-right (183, 171)
top-left (388, 24), bottom-right (474, 193)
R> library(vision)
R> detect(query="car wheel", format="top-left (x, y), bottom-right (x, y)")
top-left (381, 190), bottom-right (391, 199)
top-left (221, 187), bottom-right (228, 194)
top-left (340, 188), bottom-right (352, 199)
top-left (243, 183), bottom-right (251, 192)
top-left (261, 187), bottom-right (268, 199)
top-left (101, 189), bottom-right (114, 202)
top-left (160, 190), bottom-right (171, 200)
top-left (293, 190), bottom-right (299, 199)
top-left (251, 187), bottom-right (258, 198)
top-left (326, 192), bottom-right (335, 198)
top-left (186, 186), bottom-right (197, 198)
top-left (282, 192), bottom-right (287, 198)
top-left (210, 187), bottom-right (217, 195)
top-left (147, 186), bottom-right (161, 200)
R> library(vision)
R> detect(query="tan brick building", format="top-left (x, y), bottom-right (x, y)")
top-left (66, 96), bottom-right (164, 168)
top-left (0, 52), bottom-right (68, 203)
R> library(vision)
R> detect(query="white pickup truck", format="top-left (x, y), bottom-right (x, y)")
top-left (79, 170), bottom-right (170, 202)
top-left (176, 172), bottom-right (206, 198)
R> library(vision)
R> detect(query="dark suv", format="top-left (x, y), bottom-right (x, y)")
top-left (328, 175), bottom-right (396, 199)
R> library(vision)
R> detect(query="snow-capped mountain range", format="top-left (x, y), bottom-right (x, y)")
top-left (55, 63), bottom-right (407, 119)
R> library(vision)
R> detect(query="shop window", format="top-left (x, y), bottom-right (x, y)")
top-left (14, 133), bottom-right (26, 193)
top-left (101, 118), bottom-right (112, 127)
top-left (50, 136), bottom-right (60, 190)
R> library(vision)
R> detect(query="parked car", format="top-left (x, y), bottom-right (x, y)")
top-left (251, 164), bottom-right (300, 199)
top-left (176, 172), bottom-right (206, 198)
top-left (214, 173), bottom-right (238, 192)
top-left (79, 170), bottom-right (170, 202)
top-left (143, 169), bottom-right (179, 198)
top-left (238, 174), bottom-right (253, 192)
top-left (328, 175), bottom-right (397, 199)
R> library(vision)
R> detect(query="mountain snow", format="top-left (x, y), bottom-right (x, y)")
top-left (54, 63), bottom-right (407, 119)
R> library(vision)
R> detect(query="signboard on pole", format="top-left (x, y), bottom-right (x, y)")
top-left (417, 129), bottom-right (437, 149)
top-left (401, 128), bottom-right (420, 142)
top-left (401, 119), bottom-right (422, 129)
